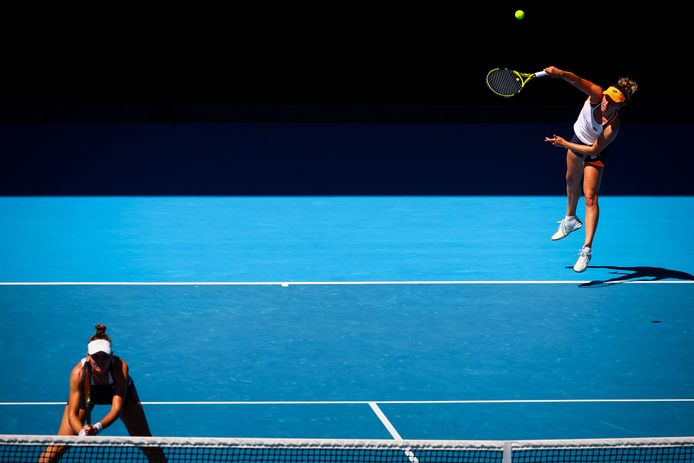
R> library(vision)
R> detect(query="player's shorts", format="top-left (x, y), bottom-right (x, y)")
top-left (569, 133), bottom-right (611, 168)
top-left (71, 376), bottom-right (141, 409)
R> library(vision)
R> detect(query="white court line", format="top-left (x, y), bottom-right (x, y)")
top-left (369, 402), bottom-right (420, 463)
top-left (3, 398), bottom-right (694, 406)
top-left (369, 402), bottom-right (403, 440)
top-left (1, 280), bottom-right (693, 285)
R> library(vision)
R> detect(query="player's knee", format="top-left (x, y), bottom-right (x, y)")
top-left (584, 194), bottom-right (598, 208)
top-left (565, 173), bottom-right (580, 188)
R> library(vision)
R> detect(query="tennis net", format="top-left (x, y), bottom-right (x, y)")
top-left (1, 434), bottom-right (692, 462)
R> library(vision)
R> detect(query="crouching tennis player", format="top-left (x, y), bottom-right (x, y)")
top-left (40, 324), bottom-right (167, 462)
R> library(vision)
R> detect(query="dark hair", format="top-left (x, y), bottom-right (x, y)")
top-left (88, 324), bottom-right (111, 343)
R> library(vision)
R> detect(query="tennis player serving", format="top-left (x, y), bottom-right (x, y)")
top-left (543, 66), bottom-right (638, 272)
top-left (39, 324), bottom-right (167, 463)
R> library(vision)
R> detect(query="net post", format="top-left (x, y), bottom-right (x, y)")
top-left (502, 441), bottom-right (512, 463)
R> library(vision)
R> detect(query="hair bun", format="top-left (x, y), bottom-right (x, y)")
top-left (95, 324), bottom-right (107, 333)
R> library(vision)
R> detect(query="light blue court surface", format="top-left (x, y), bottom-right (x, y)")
top-left (0, 196), bottom-right (693, 441)
top-left (1, 196), bottom-right (693, 282)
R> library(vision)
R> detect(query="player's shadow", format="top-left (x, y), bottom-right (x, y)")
top-left (574, 265), bottom-right (694, 288)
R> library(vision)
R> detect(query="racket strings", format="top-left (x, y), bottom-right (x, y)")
top-left (486, 69), bottom-right (523, 96)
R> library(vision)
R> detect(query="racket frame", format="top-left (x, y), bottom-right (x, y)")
top-left (82, 362), bottom-right (92, 426)
top-left (486, 68), bottom-right (547, 97)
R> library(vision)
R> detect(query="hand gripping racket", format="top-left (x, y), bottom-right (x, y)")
top-left (486, 68), bottom-right (548, 97)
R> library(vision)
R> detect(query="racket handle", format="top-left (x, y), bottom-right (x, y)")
top-left (534, 71), bottom-right (548, 78)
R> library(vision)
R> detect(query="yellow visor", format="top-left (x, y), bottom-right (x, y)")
top-left (603, 86), bottom-right (625, 103)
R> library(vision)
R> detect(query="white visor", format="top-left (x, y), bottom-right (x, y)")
top-left (87, 339), bottom-right (112, 355)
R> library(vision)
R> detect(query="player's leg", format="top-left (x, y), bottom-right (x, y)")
top-left (38, 406), bottom-right (84, 462)
top-left (121, 401), bottom-right (168, 463)
top-left (565, 150), bottom-right (585, 217)
top-left (573, 163), bottom-right (603, 272)
top-left (581, 163), bottom-right (603, 249)
top-left (552, 150), bottom-right (584, 240)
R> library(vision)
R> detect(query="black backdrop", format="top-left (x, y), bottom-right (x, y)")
top-left (1, 4), bottom-right (691, 195)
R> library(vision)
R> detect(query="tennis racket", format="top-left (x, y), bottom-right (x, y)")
top-left (82, 362), bottom-right (92, 427)
top-left (485, 68), bottom-right (548, 97)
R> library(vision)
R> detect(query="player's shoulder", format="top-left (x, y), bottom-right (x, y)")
top-left (69, 361), bottom-right (85, 380)
top-left (587, 82), bottom-right (605, 102)
top-left (605, 117), bottom-right (621, 136)
top-left (71, 358), bottom-right (86, 370)
top-left (113, 356), bottom-right (129, 373)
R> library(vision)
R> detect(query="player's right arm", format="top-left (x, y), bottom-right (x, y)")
top-left (67, 363), bottom-right (86, 434)
top-left (544, 66), bottom-right (604, 103)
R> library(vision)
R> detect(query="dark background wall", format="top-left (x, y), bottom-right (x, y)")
top-left (1, 4), bottom-right (691, 195)
top-left (1, 120), bottom-right (690, 195)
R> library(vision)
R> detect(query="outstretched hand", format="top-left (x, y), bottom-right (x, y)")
top-left (544, 134), bottom-right (566, 148)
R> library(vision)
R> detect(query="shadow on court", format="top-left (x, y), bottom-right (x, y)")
top-left (575, 266), bottom-right (694, 288)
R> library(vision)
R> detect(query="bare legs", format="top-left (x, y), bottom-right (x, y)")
top-left (582, 164), bottom-right (603, 248)
top-left (39, 403), bottom-right (167, 463)
top-left (121, 402), bottom-right (168, 463)
top-left (564, 150), bottom-right (584, 217)
top-left (38, 406), bottom-right (84, 462)
top-left (563, 150), bottom-right (604, 248)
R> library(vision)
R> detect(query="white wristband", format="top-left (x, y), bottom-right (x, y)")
top-left (94, 422), bottom-right (103, 434)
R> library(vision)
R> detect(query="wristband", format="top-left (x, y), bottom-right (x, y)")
top-left (94, 422), bottom-right (103, 434)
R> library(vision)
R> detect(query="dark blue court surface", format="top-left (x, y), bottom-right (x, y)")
top-left (1, 197), bottom-right (693, 441)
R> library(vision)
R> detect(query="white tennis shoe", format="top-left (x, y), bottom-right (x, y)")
top-left (573, 246), bottom-right (592, 273)
top-left (552, 216), bottom-right (583, 240)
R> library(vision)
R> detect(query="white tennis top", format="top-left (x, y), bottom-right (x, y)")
top-left (573, 98), bottom-right (617, 145)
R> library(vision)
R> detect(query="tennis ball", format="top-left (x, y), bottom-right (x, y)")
top-left (515, 9), bottom-right (525, 20)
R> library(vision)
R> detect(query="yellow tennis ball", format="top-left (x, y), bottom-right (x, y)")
top-left (515, 9), bottom-right (525, 20)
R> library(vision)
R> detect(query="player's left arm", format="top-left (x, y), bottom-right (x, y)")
top-left (545, 121), bottom-right (620, 155)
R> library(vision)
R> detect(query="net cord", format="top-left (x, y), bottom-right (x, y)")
top-left (1, 434), bottom-right (692, 450)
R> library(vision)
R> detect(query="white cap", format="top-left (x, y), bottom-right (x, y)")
top-left (87, 339), bottom-right (112, 355)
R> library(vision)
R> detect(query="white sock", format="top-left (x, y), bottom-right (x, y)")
top-left (565, 215), bottom-right (575, 221)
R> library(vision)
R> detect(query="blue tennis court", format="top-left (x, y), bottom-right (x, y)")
top-left (1, 196), bottom-right (693, 442)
